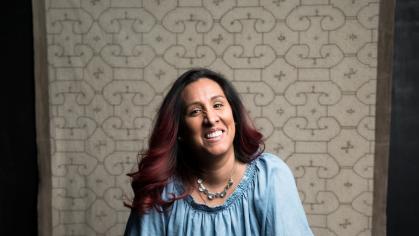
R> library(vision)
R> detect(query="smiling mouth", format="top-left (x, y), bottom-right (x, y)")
top-left (204, 130), bottom-right (224, 139)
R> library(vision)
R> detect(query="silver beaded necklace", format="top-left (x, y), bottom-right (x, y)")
top-left (197, 161), bottom-right (237, 200)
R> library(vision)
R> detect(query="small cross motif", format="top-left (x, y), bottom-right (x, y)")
top-left (346, 108), bottom-right (355, 114)
top-left (339, 218), bottom-right (352, 229)
top-left (93, 35), bottom-right (101, 42)
top-left (90, 0), bottom-right (100, 6)
top-left (155, 69), bottom-right (165, 79)
top-left (155, 35), bottom-right (163, 42)
top-left (274, 143), bottom-right (283, 153)
top-left (344, 181), bottom-right (353, 188)
top-left (96, 210), bottom-right (107, 221)
top-left (277, 34), bottom-right (286, 41)
top-left (344, 68), bottom-right (357, 79)
top-left (213, 0), bottom-right (223, 6)
top-left (272, 0), bottom-right (286, 7)
top-left (348, 33), bottom-right (358, 41)
top-left (124, 156), bottom-right (131, 165)
top-left (341, 141), bottom-right (354, 153)
top-left (95, 140), bottom-right (107, 151)
top-left (212, 34), bottom-right (223, 45)
top-left (93, 67), bottom-right (104, 79)
top-left (93, 106), bottom-right (101, 113)
top-left (274, 71), bottom-right (286, 81)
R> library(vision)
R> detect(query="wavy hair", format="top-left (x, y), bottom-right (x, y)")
top-left (128, 68), bottom-right (264, 214)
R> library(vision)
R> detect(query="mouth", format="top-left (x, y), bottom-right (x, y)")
top-left (204, 129), bottom-right (225, 140)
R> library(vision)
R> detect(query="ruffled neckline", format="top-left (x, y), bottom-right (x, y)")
top-left (180, 158), bottom-right (258, 213)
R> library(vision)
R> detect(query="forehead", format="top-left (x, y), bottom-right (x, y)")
top-left (181, 78), bottom-right (225, 101)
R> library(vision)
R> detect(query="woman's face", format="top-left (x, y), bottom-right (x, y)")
top-left (181, 78), bottom-right (236, 159)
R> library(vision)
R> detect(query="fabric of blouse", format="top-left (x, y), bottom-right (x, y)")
top-left (124, 153), bottom-right (314, 236)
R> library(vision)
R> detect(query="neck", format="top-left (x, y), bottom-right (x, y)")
top-left (197, 150), bottom-right (236, 187)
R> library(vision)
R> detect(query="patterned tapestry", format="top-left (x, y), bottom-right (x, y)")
top-left (44, 0), bottom-right (379, 235)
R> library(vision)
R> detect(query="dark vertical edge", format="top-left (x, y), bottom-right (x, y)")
top-left (373, 0), bottom-right (395, 235)
top-left (32, 0), bottom-right (52, 235)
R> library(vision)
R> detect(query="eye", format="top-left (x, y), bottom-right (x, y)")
top-left (189, 108), bottom-right (202, 116)
top-left (214, 103), bottom-right (224, 109)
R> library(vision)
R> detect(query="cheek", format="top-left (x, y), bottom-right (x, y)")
top-left (184, 118), bottom-right (202, 137)
top-left (230, 121), bottom-right (236, 138)
top-left (225, 112), bottom-right (236, 136)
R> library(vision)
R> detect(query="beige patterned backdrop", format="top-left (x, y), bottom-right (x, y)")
top-left (44, 0), bottom-right (379, 235)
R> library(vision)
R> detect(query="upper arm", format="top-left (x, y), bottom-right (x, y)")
top-left (124, 209), bottom-right (166, 236)
top-left (263, 155), bottom-right (313, 236)
top-left (124, 210), bottom-right (140, 236)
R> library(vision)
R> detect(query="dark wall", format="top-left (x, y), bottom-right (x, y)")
top-left (387, 0), bottom-right (419, 235)
top-left (0, 2), bottom-right (38, 235)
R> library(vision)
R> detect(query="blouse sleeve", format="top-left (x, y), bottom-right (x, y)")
top-left (123, 208), bottom-right (166, 236)
top-left (258, 153), bottom-right (313, 236)
top-left (124, 179), bottom-right (180, 235)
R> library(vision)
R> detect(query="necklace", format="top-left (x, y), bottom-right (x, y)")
top-left (197, 160), bottom-right (236, 201)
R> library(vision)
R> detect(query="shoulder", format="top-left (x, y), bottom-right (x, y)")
top-left (162, 176), bottom-right (182, 201)
top-left (254, 153), bottom-right (314, 235)
top-left (252, 152), bottom-right (297, 192)
top-left (255, 153), bottom-right (293, 178)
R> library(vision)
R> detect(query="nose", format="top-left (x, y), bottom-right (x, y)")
top-left (203, 109), bottom-right (219, 125)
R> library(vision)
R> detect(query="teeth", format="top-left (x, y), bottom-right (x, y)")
top-left (206, 130), bottom-right (222, 138)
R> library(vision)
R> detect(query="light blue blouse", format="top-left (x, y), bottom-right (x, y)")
top-left (124, 153), bottom-right (313, 236)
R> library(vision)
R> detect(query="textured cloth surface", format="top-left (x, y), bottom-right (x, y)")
top-left (124, 153), bottom-right (313, 236)
top-left (40, 1), bottom-right (380, 234)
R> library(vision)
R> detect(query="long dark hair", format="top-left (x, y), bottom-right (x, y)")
top-left (128, 68), bottom-right (264, 214)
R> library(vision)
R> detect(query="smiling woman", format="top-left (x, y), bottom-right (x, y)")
top-left (124, 68), bottom-right (313, 236)
top-left (181, 78), bottom-right (241, 206)
top-left (181, 79), bottom-right (236, 160)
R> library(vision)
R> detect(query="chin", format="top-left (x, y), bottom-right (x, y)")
top-left (191, 136), bottom-right (235, 157)
top-left (202, 145), bottom-right (233, 157)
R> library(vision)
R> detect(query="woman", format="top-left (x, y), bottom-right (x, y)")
top-left (124, 68), bottom-right (313, 235)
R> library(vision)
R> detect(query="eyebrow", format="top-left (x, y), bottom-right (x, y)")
top-left (184, 95), bottom-right (226, 108)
